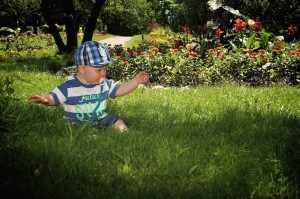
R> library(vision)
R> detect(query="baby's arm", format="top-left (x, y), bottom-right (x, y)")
top-left (29, 94), bottom-right (55, 106)
top-left (115, 71), bottom-right (149, 97)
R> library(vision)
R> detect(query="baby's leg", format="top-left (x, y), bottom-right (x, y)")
top-left (112, 119), bottom-right (128, 132)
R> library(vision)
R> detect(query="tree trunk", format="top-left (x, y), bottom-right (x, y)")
top-left (82, 0), bottom-right (106, 43)
top-left (41, 0), bottom-right (106, 53)
top-left (41, 0), bottom-right (66, 53)
top-left (62, 0), bottom-right (79, 53)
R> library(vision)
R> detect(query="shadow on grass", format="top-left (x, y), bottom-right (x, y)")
top-left (0, 100), bottom-right (299, 198)
top-left (111, 101), bottom-right (300, 198)
top-left (0, 55), bottom-right (74, 73)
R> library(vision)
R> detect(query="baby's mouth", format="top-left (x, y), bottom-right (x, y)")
top-left (96, 75), bottom-right (105, 83)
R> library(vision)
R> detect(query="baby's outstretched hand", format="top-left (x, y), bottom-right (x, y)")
top-left (135, 71), bottom-right (149, 84)
top-left (29, 95), bottom-right (50, 105)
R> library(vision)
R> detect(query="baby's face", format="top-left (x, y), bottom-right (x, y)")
top-left (81, 65), bottom-right (108, 84)
top-left (95, 66), bottom-right (108, 83)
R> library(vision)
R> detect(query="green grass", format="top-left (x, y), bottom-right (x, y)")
top-left (124, 34), bottom-right (144, 48)
top-left (0, 63), bottom-right (300, 198)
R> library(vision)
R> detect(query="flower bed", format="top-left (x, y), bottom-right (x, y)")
top-left (108, 21), bottom-right (300, 86)
top-left (108, 42), bottom-right (300, 86)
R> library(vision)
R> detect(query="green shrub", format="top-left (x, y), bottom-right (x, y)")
top-left (0, 75), bottom-right (16, 132)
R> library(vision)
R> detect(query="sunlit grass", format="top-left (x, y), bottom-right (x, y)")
top-left (124, 34), bottom-right (143, 48)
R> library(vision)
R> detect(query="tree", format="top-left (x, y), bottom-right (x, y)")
top-left (82, 0), bottom-right (107, 42)
top-left (40, 0), bottom-right (107, 53)
top-left (0, 0), bottom-right (41, 30)
top-left (182, 0), bottom-right (213, 30)
top-left (101, 0), bottom-right (154, 35)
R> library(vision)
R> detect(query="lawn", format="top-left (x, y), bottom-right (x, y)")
top-left (0, 61), bottom-right (299, 198)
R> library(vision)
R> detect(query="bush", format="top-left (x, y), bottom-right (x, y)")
top-left (106, 22), bottom-right (300, 86)
top-left (107, 43), bottom-right (300, 86)
top-left (0, 75), bottom-right (16, 132)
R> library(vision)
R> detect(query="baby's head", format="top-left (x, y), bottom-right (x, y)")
top-left (75, 41), bottom-right (113, 84)
top-left (75, 41), bottom-right (113, 68)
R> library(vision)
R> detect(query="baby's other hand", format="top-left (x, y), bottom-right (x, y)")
top-left (135, 71), bottom-right (149, 84)
top-left (29, 95), bottom-right (50, 105)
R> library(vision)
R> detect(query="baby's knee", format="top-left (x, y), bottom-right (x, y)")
top-left (112, 119), bottom-right (128, 132)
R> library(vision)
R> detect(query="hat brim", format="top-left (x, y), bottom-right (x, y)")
top-left (89, 59), bottom-right (117, 67)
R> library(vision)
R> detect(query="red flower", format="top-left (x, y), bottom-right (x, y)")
top-left (182, 25), bottom-right (191, 34)
top-left (258, 49), bottom-right (266, 54)
top-left (191, 52), bottom-right (198, 57)
top-left (215, 29), bottom-right (224, 39)
top-left (172, 49), bottom-right (179, 53)
top-left (252, 21), bottom-right (263, 32)
top-left (243, 49), bottom-right (253, 53)
top-left (179, 45), bottom-right (184, 49)
top-left (218, 54), bottom-right (225, 59)
top-left (272, 50), bottom-right (279, 55)
top-left (261, 58), bottom-right (267, 63)
top-left (149, 53), bottom-right (155, 58)
top-left (123, 60), bottom-right (129, 65)
top-left (208, 48), bottom-right (215, 53)
top-left (234, 18), bottom-right (247, 32)
top-left (153, 47), bottom-right (159, 52)
top-left (185, 52), bottom-right (191, 57)
top-left (215, 46), bottom-right (222, 51)
top-left (288, 24), bottom-right (297, 36)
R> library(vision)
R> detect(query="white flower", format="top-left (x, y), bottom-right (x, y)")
top-left (262, 63), bottom-right (271, 70)
top-left (276, 36), bottom-right (284, 41)
top-left (248, 19), bottom-right (255, 26)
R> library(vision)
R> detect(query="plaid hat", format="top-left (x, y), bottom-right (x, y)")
top-left (75, 41), bottom-right (113, 67)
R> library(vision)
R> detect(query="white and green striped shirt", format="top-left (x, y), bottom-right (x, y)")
top-left (50, 75), bottom-right (120, 123)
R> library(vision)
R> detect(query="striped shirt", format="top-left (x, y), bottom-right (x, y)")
top-left (50, 75), bottom-right (120, 123)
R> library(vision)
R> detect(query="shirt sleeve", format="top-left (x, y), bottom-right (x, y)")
top-left (50, 82), bottom-right (68, 105)
top-left (106, 79), bottom-right (120, 99)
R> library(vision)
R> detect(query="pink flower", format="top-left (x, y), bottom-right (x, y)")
top-left (252, 21), bottom-right (263, 32)
top-left (182, 25), bottom-right (191, 34)
top-left (215, 29), bottom-right (224, 39)
top-left (288, 24), bottom-right (297, 36)
top-left (234, 18), bottom-right (247, 32)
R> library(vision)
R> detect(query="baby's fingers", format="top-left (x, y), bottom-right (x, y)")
top-left (29, 96), bottom-right (49, 104)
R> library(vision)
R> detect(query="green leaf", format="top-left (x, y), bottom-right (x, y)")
top-left (246, 33), bottom-right (255, 49)
top-left (254, 41), bottom-right (261, 49)
top-left (0, 27), bottom-right (16, 34)
top-left (229, 41), bottom-right (237, 50)
top-left (189, 165), bottom-right (198, 175)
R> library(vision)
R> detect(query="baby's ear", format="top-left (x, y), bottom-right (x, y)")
top-left (77, 65), bottom-right (85, 73)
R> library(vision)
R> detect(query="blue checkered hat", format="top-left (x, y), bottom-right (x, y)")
top-left (75, 41), bottom-right (113, 67)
